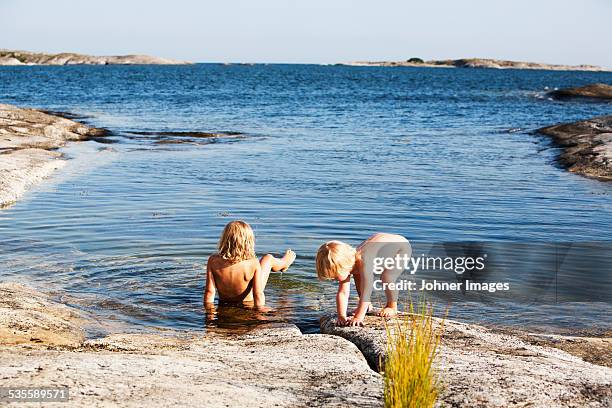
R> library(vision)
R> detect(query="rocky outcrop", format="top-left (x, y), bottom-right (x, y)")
top-left (0, 56), bottom-right (23, 65)
top-left (321, 314), bottom-right (612, 408)
top-left (0, 283), bottom-right (382, 407)
top-left (0, 104), bottom-right (107, 206)
top-left (344, 58), bottom-right (608, 72)
top-left (548, 83), bottom-right (612, 101)
top-left (0, 50), bottom-right (191, 66)
top-left (538, 115), bottom-right (612, 180)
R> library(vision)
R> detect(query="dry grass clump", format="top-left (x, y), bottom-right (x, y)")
top-left (383, 302), bottom-right (444, 408)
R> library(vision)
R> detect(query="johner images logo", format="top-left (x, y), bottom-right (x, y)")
top-left (359, 239), bottom-right (509, 302)
top-left (356, 239), bottom-right (612, 304)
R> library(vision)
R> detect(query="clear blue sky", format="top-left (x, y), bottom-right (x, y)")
top-left (2, 0), bottom-right (611, 67)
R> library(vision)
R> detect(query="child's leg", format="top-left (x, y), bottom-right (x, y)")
top-left (261, 250), bottom-right (296, 272)
top-left (253, 250), bottom-right (296, 306)
top-left (378, 269), bottom-right (399, 317)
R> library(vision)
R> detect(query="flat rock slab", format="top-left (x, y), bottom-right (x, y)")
top-left (321, 314), bottom-right (612, 408)
top-left (0, 282), bottom-right (85, 346)
top-left (0, 103), bottom-right (105, 206)
top-left (538, 115), bottom-right (612, 180)
top-left (0, 284), bottom-right (382, 407)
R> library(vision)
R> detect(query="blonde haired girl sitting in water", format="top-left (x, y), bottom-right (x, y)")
top-left (204, 220), bottom-right (296, 307)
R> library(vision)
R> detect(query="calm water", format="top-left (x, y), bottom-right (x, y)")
top-left (0, 64), bottom-right (611, 335)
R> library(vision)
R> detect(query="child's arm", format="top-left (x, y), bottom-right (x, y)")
top-left (204, 260), bottom-right (216, 305)
top-left (350, 267), bottom-right (370, 326)
top-left (349, 300), bottom-right (370, 327)
top-left (336, 276), bottom-right (351, 325)
top-left (253, 262), bottom-right (265, 307)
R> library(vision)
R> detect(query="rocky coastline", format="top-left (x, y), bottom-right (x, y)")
top-left (343, 58), bottom-right (608, 72)
top-left (0, 50), bottom-right (190, 66)
top-left (0, 104), bottom-right (107, 207)
top-left (321, 314), bottom-right (611, 407)
top-left (1, 283), bottom-right (610, 407)
top-left (538, 115), bottom-right (612, 180)
top-left (1, 90), bottom-right (610, 406)
top-left (0, 283), bottom-right (382, 407)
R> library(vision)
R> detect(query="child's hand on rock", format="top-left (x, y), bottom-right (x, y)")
top-left (336, 316), bottom-right (350, 326)
top-left (347, 317), bottom-right (364, 327)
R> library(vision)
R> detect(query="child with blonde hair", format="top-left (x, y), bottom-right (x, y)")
top-left (205, 220), bottom-right (296, 307)
top-left (316, 233), bottom-right (410, 326)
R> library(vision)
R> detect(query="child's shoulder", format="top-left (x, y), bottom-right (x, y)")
top-left (207, 253), bottom-right (224, 266)
top-left (207, 254), bottom-right (258, 268)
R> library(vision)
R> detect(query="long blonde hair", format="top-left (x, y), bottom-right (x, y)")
top-left (218, 220), bottom-right (256, 263)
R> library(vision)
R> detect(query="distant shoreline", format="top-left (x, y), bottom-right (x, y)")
top-left (340, 58), bottom-right (610, 72)
top-left (0, 50), bottom-right (191, 66)
top-left (1, 51), bottom-right (609, 71)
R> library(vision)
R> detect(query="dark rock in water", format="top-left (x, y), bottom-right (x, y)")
top-left (40, 110), bottom-right (94, 120)
top-left (90, 137), bottom-right (117, 144)
top-left (127, 130), bottom-right (244, 138)
top-left (538, 115), bottom-right (612, 180)
top-left (548, 83), bottom-right (612, 101)
top-left (128, 130), bottom-right (246, 145)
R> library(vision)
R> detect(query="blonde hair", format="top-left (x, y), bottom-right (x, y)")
top-left (316, 241), bottom-right (356, 280)
top-left (218, 220), bottom-right (256, 263)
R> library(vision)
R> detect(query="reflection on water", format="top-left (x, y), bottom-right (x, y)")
top-left (0, 64), bottom-right (611, 334)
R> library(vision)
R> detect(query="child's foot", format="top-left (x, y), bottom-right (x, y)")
top-left (351, 304), bottom-right (373, 316)
top-left (280, 249), bottom-right (296, 272)
top-left (378, 307), bottom-right (397, 318)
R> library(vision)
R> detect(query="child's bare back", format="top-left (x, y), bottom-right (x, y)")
top-left (204, 220), bottom-right (296, 307)
top-left (206, 255), bottom-right (260, 302)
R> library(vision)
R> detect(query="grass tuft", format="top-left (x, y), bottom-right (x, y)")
top-left (383, 302), bottom-right (444, 408)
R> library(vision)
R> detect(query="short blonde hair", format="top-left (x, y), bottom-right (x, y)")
top-left (218, 220), bottom-right (256, 263)
top-left (316, 241), bottom-right (356, 280)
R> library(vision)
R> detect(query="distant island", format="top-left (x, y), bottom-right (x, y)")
top-left (341, 58), bottom-right (608, 72)
top-left (0, 50), bottom-right (191, 66)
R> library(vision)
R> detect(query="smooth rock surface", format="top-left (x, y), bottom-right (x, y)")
top-left (0, 104), bottom-right (106, 206)
top-left (0, 50), bottom-right (190, 65)
top-left (321, 314), bottom-right (612, 408)
top-left (538, 115), bottom-right (612, 180)
top-left (0, 282), bottom-right (85, 346)
top-left (548, 83), bottom-right (612, 100)
top-left (0, 283), bottom-right (382, 407)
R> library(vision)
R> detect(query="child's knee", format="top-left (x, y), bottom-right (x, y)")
top-left (260, 254), bottom-right (274, 265)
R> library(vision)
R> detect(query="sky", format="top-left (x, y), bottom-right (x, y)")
top-left (1, 0), bottom-right (611, 67)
